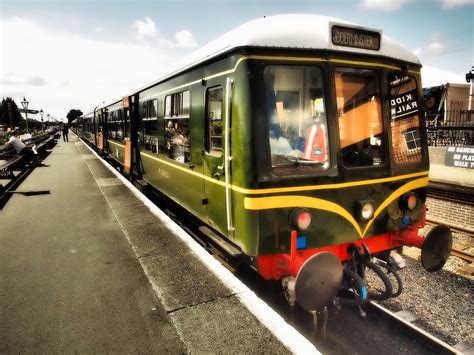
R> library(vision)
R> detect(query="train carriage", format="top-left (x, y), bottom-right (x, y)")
top-left (78, 14), bottom-right (452, 313)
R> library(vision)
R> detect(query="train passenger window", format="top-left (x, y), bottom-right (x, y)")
top-left (140, 99), bottom-right (159, 153)
top-left (389, 75), bottom-right (422, 165)
top-left (335, 68), bottom-right (384, 167)
top-left (164, 91), bottom-right (191, 163)
top-left (165, 91), bottom-right (190, 117)
top-left (205, 86), bottom-right (223, 156)
top-left (165, 95), bottom-right (172, 117)
top-left (108, 110), bottom-right (122, 142)
top-left (264, 65), bottom-right (329, 174)
top-left (117, 109), bottom-right (126, 140)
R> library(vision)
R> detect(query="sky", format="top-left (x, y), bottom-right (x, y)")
top-left (1, 0), bottom-right (473, 122)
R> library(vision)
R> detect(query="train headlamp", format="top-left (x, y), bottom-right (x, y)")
top-left (400, 192), bottom-right (418, 211)
top-left (361, 203), bottom-right (374, 220)
top-left (289, 208), bottom-right (312, 231)
top-left (355, 200), bottom-right (375, 222)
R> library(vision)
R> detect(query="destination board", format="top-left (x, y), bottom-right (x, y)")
top-left (332, 25), bottom-right (380, 51)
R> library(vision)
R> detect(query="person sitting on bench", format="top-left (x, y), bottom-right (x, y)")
top-left (8, 129), bottom-right (38, 159)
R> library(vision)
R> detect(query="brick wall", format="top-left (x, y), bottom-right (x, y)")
top-left (428, 146), bottom-right (448, 165)
top-left (426, 196), bottom-right (473, 232)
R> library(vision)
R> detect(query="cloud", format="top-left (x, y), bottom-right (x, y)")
top-left (440, 0), bottom-right (474, 8)
top-left (422, 65), bottom-right (466, 87)
top-left (1, 17), bottom-right (177, 118)
top-left (360, 0), bottom-right (413, 11)
top-left (133, 17), bottom-right (158, 40)
top-left (131, 17), bottom-right (198, 49)
top-left (0, 75), bottom-right (47, 86)
top-left (27, 76), bottom-right (47, 86)
top-left (174, 30), bottom-right (198, 48)
top-left (427, 33), bottom-right (445, 54)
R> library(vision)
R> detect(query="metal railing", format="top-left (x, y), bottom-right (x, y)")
top-left (426, 110), bottom-right (474, 146)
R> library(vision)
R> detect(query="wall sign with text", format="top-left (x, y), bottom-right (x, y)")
top-left (445, 146), bottom-right (474, 169)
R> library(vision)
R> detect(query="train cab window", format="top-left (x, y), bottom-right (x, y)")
top-left (264, 65), bottom-right (329, 175)
top-left (164, 91), bottom-right (190, 163)
top-left (335, 68), bottom-right (384, 167)
top-left (389, 75), bottom-right (423, 164)
top-left (140, 99), bottom-right (159, 153)
top-left (205, 86), bottom-right (223, 156)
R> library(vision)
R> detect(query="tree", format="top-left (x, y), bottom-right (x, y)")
top-left (0, 97), bottom-right (23, 129)
top-left (66, 109), bottom-right (83, 124)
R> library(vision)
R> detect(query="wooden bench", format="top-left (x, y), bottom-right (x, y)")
top-left (0, 135), bottom-right (53, 178)
top-left (0, 154), bottom-right (25, 178)
top-left (34, 136), bottom-right (53, 153)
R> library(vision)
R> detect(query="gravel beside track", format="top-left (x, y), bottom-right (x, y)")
top-left (376, 225), bottom-right (473, 346)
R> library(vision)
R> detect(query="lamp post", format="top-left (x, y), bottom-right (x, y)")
top-left (21, 97), bottom-right (29, 133)
top-left (40, 109), bottom-right (44, 132)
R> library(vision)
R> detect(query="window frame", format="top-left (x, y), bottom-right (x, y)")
top-left (388, 74), bottom-right (424, 166)
top-left (205, 85), bottom-right (224, 157)
top-left (164, 90), bottom-right (191, 164)
top-left (334, 66), bottom-right (386, 169)
top-left (262, 64), bottom-right (332, 177)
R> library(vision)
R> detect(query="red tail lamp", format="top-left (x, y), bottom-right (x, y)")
top-left (401, 192), bottom-right (418, 210)
top-left (289, 208), bottom-right (312, 231)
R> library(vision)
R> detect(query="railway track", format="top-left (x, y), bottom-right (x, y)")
top-left (451, 248), bottom-right (474, 264)
top-left (368, 302), bottom-right (463, 354)
top-left (425, 219), bottom-right (474, 264)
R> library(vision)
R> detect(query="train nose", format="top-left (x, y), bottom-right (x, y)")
top-left (294, 252), bottom-right (343, 312)
top-left (421, 225), bottom-right (453, 272)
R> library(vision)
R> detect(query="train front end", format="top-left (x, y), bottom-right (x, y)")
top-left (240, 22), bottom-right (453, 313)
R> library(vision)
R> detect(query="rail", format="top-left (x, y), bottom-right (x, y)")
top-left (451, 248), bottom-right (474, 264)
top-left (369, 302), bottom-right (462, 354)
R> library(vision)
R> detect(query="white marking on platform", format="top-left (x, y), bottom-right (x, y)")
top-left (80, 140), bottom-right (320, 354)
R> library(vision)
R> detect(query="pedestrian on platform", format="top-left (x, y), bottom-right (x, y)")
top-left (62, 123), bottom-right (69, 142)
top-left (7, 129), bottom-right (38, 160)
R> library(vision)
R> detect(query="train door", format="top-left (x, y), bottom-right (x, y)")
top-left (122, 96), bottom-right (133, 175)
top-left (126, 94), bottom-right (142, 179)
top-left (203, 78), bottom-right (235, 239)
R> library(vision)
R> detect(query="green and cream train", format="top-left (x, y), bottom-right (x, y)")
top-left (78, 14), bottom-right (452, 312)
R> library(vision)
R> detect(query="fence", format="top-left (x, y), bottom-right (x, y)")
top-left (426, 110), bottom-right (474, 146)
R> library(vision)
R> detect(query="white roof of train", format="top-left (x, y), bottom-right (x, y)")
top-left (134, 14), bottom-right (420, 94)
top-left (184, 14), bottom-right (419, 66)
top-left (86, 14), bottom-right (420, 114)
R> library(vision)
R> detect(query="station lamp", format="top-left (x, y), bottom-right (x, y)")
top-left (40, 109), bottom-right (44, 131)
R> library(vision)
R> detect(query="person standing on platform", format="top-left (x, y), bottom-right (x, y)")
top-left (62, 123), bottom-right (69, 142)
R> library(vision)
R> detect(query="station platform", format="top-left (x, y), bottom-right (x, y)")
top-left (429, 163), bottom-right (474, 189)
top-left (0, 135), bottom-right (317, 353)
